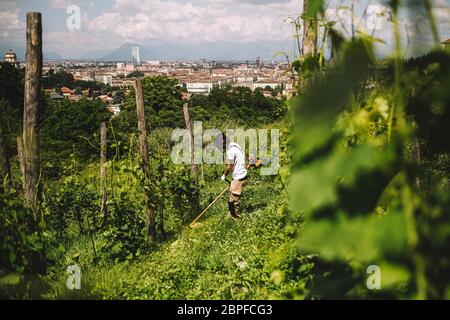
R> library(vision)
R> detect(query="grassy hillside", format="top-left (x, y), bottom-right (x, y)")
top-left (2, 3), bottom-right (450, 299)
top-left (43, 175), bottom-right (306, 300)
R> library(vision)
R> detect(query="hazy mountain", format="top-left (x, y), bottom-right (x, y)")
top-left (44, 52), bottom-right (63, 60)
top-left (2, 40), bottom-right (296, 62)
top-left (1, 46), bottom-right (63, 61)
top-left (78, 48), bottom-right (120, 60)
top-left (99, 43), bottom-right (141, 61)
top-left (97, 41), bottom-right (295, 62)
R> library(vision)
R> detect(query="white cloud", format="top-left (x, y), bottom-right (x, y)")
top-left (0, 9), bottom-right (26, 46)
top-left (49, 0), bottom-right (72, 9)
top-left (37, 0), bottom-right (302, 57)
top-left (81, 0), bottom-right (296, 44)
top-left (2, 0), bottom-right (448, 58)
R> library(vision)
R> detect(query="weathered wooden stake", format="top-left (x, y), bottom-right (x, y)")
top-left (22, 12), bottom-right (42, 220)
top-left (302, 0), bottom-right (317, 57)
top-left (201, 162), bottom-right (205, 182)
top-left (100, 121), bottom-right (108, 225)
top-left (412, 121), bottom-right (422, 189)
top-left (183, 102), bottom-right (200, 218)
top-left (17, 136), bottom-right (25, 180)
top-left (183, 102), bottom-right (196, 177)
top-left (134, 79), bottom-right (156, 243)
top-left (0, 126), bottom-right (11, 185)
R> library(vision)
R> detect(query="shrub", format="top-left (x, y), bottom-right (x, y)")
top-left (0, 185), bottom-right (64, 298)
top-left (101, 193), bottom-right (147, 262)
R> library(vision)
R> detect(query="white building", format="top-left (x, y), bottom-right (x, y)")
top-left (5, 48), bottom-right (19, 67)
top-left (95, 75), bottom-right (113, 86)
top-left (112, 79), bottom-right (134, 88)
top-left (82, 75), bottom-right (94, 82)
top-left (132, 47), bottom-right (141, 65)
top-left (186, 82), bottom-right (213, 94)
top-left (237, 76), bottom-right (255, 84)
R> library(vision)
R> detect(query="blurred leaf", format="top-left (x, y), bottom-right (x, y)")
top-left (292, 39), bottom-right (374, 159)
top-left (0, 274), bottom-right (21, 286)
top-left (296, 212), bottom-right (407, 262)
top-left (289, 143), bottom-right (395, 214)
top-left (379, 262), bottom-right (410, 289)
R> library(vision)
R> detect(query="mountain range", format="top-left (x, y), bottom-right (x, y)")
top-left (93, 41), bottom-right (296, 61)
top-left (2, 40), bottom-right (297, 62)
top-left (0, 46), bottom-right (63, 61)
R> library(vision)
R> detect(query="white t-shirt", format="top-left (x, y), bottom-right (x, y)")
top-left (226, 142), bottom-right (248, 180)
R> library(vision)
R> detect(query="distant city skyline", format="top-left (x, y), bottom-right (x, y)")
top-left (0, 0), bottom-right (449, 60)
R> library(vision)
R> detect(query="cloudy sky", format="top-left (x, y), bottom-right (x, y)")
top-left (0, 0), bottom-right (449, 59)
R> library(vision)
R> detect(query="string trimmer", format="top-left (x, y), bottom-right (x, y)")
top-left (189, 180), bottom-right (230, 228)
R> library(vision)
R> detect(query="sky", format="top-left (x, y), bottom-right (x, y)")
top-left (0, 0), bottom-right (449, 59)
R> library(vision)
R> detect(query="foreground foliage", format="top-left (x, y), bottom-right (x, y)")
top-left (285, 1), bottom-right (450, 299)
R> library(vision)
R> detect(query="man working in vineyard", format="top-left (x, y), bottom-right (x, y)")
top-left (217, 134), bottom-right (248, 219)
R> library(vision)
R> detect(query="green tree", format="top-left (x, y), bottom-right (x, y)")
top-left (117, 75), bottom-right (185, 132)
top-left (126, 71), bottom-right (145, 78)
top-left (40, 98), bottom-right (111, 177)
top-left (113, 90), bottom-right (125, 104)
top-left (0, 63), bottom-right (24, 182)
top-left (42, 70), bottom-right (74, 89)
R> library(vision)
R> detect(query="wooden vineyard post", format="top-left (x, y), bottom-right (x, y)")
top-left (302, 0), bottom-right (317, 58)
top-left (0, 126), bottom-right (11, 186)
top-left (22, 12), bottom-right (42, 220)
top-left (17, 137), bottom-right (25, 182)
top-left (134, 79), bottom-right (156, 243)
top-left (100, 121), bottom-right (108, 226)
top-left (183, 102), bottom-right (196, 178)
top-left (411, 120), bottom-right (421, 189)
top-left (201, 162), bottom-right (205, 182)
top-left (183, 102), bottom-right (200, 218)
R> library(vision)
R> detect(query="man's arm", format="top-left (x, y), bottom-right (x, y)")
top-left (221, 164), bottom-right (233, 181)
